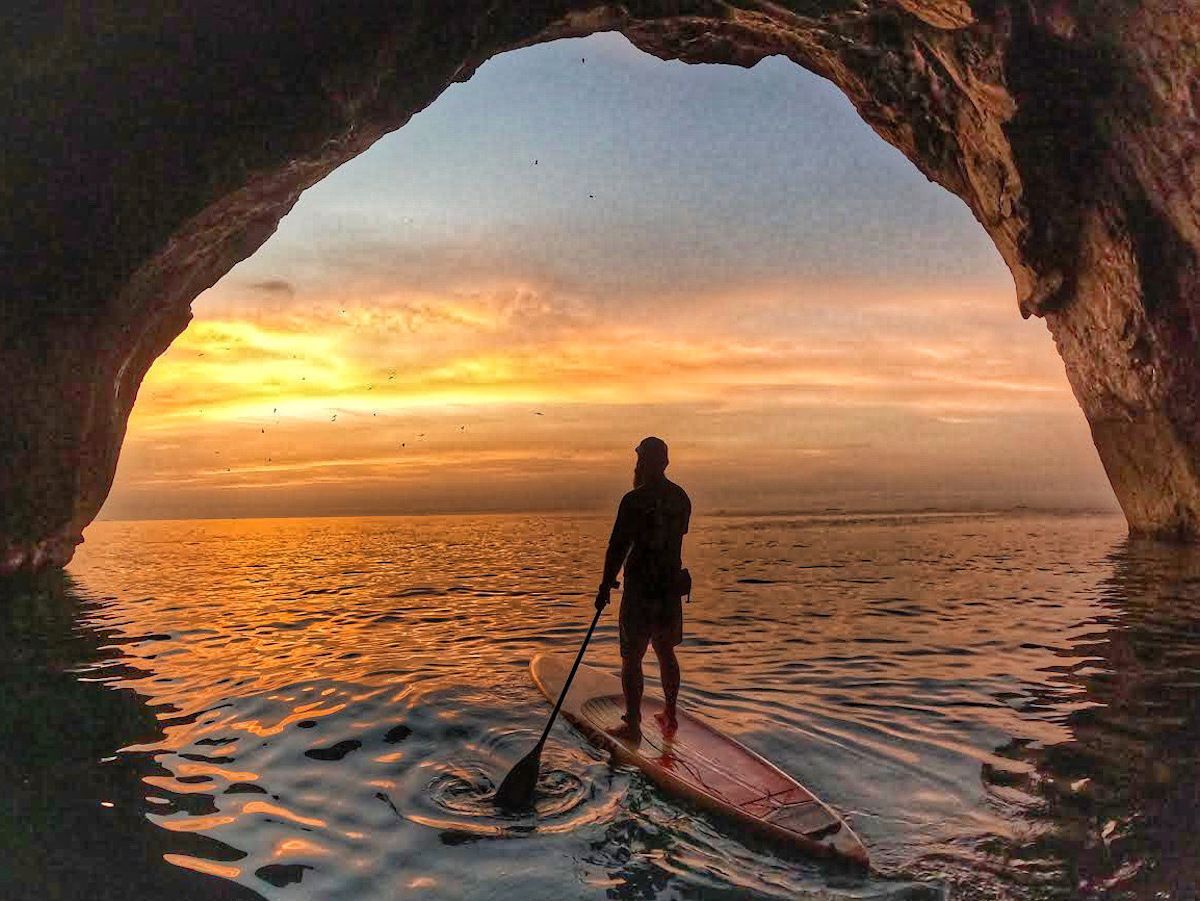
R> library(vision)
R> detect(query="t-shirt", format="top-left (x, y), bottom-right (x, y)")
top-left (603, 477), bottom-right (691, 599)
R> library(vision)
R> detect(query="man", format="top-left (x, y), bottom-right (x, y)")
top-left (595, 436), bottom-right (691, 740)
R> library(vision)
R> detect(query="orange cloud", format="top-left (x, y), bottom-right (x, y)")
top-left (105, 274), bottom-right (1111, 521)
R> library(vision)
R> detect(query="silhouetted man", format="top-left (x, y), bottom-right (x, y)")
top-left (595, 437), bottom-right (691, 740)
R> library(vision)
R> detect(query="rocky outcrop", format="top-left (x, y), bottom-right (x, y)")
top-left (2, 1), bottom-right (1197, 572)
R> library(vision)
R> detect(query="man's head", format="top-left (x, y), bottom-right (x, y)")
top-left (634, 436), bottom-right (669, 487)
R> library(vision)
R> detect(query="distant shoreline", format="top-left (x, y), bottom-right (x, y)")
top-left (91, 506), bottom-right (1123, 526)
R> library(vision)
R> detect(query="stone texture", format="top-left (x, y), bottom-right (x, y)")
top-left (1, 1), bottom-right (1197, 572)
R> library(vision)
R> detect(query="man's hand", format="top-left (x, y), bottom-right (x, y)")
top-left (595, 579), bottom-right (619, 612)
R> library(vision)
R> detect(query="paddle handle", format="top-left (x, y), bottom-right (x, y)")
top-left (536, 604), bottom-right (605, 750)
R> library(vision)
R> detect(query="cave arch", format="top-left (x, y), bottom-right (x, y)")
top-left (2, 1), bottom-right (1197, 572)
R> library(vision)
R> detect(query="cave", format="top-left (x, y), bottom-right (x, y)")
top-left (2, 1), bottom-right (1197, 573)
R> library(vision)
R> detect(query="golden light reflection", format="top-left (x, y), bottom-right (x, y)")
top-left (242, 801), bottom-right (328, 829)
top-left (162, 855), bottom-right (243, 880)
top-left (159, 814), bottom-right (238, 832)
top-left (176, 763), bottom-right (261, 782)
top-left (273, 838), bottom-right (331, 858)
top-left (144, 776), bottom-right (223, 795)
top-left (231, 704), bottom-right (347, 737)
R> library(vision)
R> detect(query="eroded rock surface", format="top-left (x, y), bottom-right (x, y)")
top-left (2, 1), bottom-right (1197, 571)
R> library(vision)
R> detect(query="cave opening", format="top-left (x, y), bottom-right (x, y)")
top-left (7, 2), bottom-right (1198, 574)
top-left (96, 33), bottom-right (1113, 528)
top-left (4, 8), bottom-right (1198, 897)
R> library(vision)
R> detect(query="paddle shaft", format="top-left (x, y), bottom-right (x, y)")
top-left (534, 604), bottom-right (604, 751)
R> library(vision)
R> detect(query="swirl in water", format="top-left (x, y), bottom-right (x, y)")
top-left (404, 726), bottom-right (623, 838)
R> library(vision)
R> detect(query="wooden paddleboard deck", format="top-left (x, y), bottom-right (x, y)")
top-left (531, 653), bottom-right (869, 867)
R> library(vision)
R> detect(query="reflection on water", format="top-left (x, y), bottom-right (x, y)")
top-left (0, 573), bottom-right (257, 901)
top-left (985, 539), bottom-right (1200, 897)
top-left (2, 512), bottom-right (1197, 899)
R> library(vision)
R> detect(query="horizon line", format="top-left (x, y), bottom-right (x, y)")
top-left (91, 503), bottom-right (1122, 526)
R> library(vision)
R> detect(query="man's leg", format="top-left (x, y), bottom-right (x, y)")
top-left (651, 635), bottom-right (680, 734)
top-left (609, 599), bottom-right (649, 741)
top-left (620, 648), bottom-right (646, 727)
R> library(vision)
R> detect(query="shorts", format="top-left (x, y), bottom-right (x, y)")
top-left (619, 593), bottom-right (683, 659)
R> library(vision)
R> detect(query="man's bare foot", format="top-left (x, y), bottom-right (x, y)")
top-left (654, 709), bottom-right (678, 736)
top-left (606, 716), bottom-right (642, 743)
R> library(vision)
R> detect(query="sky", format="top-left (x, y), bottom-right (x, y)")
top-left (100, 33), bottom-right (1117, 521)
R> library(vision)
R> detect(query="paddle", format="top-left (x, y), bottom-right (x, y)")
top-left (494, 594), bottom-right (609, 810)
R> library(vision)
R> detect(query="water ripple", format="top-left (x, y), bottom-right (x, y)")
top-left (35, 511), bottom-right (1197, 898)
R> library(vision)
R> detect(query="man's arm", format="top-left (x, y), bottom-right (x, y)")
top-left (596, 496), bottom-right (633, 610)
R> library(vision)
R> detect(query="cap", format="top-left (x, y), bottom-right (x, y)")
top-left (635, 436), bottom-right (669, 466)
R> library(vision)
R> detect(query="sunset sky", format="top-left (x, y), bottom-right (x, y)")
top-left (101, 34), bottom-right (1116, 521)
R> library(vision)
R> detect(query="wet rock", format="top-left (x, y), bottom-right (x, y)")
top-left (2, 1), bottom-right (1198, 572)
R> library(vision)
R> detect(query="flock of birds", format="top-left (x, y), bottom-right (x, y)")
top-left (204, 388), bottom-right (549, 474)
top-left (196, 57), bottom-right (603, 480)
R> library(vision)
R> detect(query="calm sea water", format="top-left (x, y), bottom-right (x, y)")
top-left (2, 512), bottom-right (1197, 900)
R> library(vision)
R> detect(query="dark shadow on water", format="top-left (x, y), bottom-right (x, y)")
top-left (0, 572), bottom-right (261, 901)
top-left (985, 539), bottom-right (1200, 898)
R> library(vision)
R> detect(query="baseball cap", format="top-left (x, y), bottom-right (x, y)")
top-left (635, 436), bottom-right (669, 465)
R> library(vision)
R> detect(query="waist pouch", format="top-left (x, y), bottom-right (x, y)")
top-left (674, 567), bottom-right (692, 602)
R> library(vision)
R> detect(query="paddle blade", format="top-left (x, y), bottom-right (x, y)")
top-left (494, 745), bottom-right (542, 810)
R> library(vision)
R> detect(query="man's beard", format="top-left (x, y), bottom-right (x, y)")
top-left (634, 461), bottom-right (660, 488)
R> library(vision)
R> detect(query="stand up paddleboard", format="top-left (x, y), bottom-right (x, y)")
top-left (530, 652), bottom-right (868, 867)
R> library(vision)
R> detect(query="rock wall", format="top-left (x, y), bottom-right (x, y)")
top-left (2, 1), bottom-right (1197, 572)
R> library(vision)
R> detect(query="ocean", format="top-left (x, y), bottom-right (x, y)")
top-left (3, 511), bottom-right (1196, 899)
